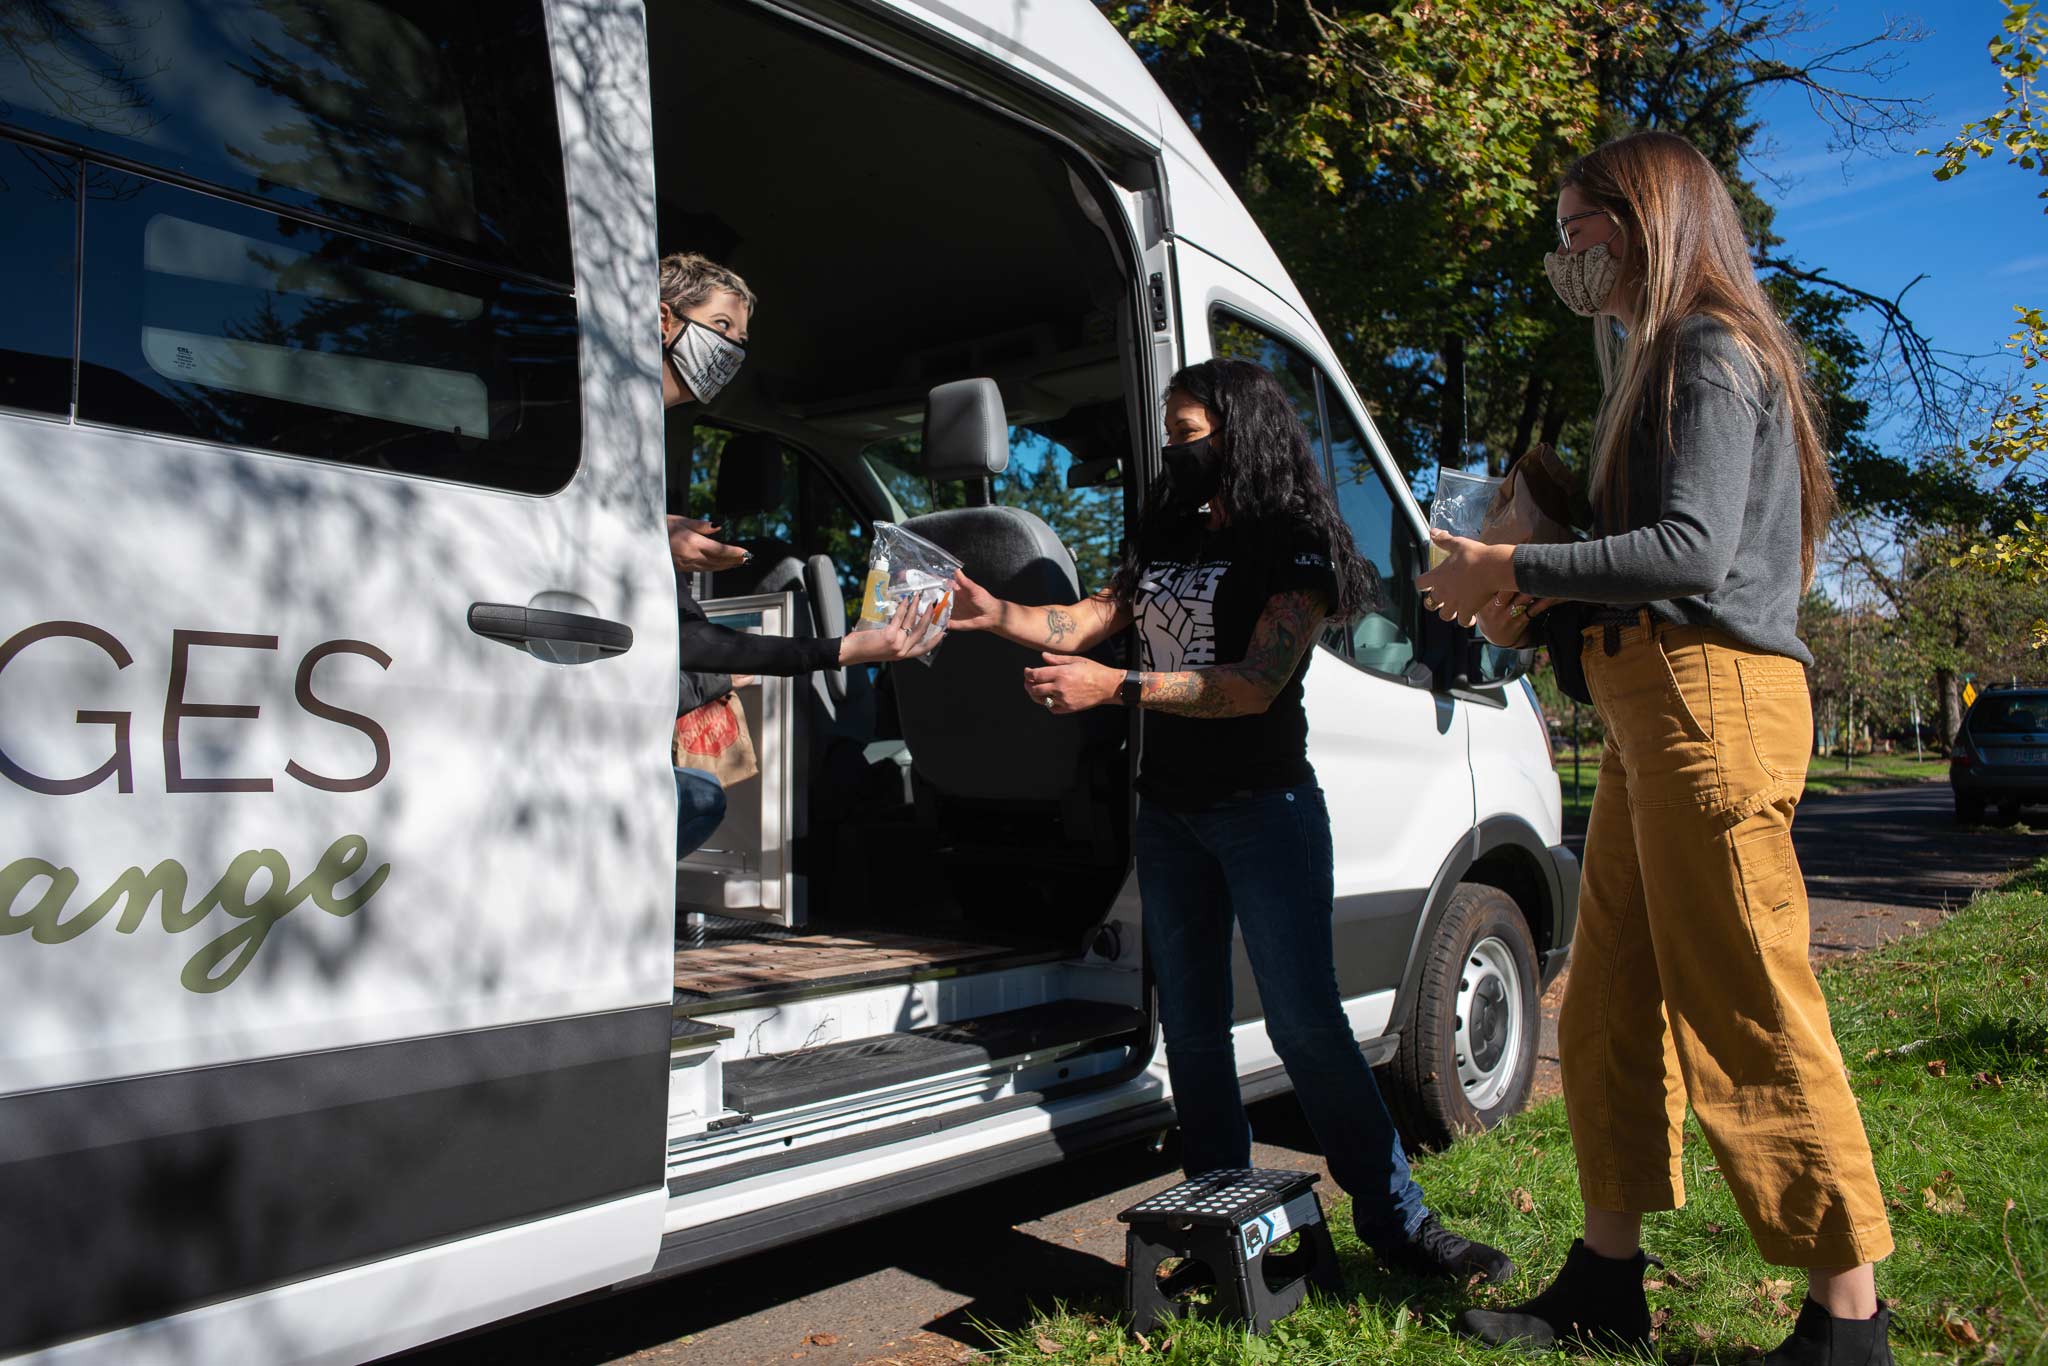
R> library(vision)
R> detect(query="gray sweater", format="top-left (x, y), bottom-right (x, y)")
top-left (1512, 315), bottom-right (1814, 667)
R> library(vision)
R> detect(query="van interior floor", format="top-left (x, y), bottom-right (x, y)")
top-left (672, 914), bottom-right (1069, 1005)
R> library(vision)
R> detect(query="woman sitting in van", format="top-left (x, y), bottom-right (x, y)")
top-left (947, 357), bottom-right (1513, 1285)
top-left (658, 252), bottom-right (942, 857)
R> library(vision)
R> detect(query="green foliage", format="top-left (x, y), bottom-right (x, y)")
top-left (1921, 1), bottom-right (2048, 210)
top-left (1925, 2), bottom-right (2048, 644)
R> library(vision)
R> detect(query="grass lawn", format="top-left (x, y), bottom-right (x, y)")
top-left (1552, 753), bottom-right (1951, 832)
top-left (989, 857), bottom-right (2048, 1365)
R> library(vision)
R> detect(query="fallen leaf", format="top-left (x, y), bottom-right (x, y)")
top-left (1706, 1222), bottom-right (1724, 1234)
top-left (1159, 1336), bottom-right (1175, 1354)
top-left (1864, 1048), bottom-right (1882, 1060)
top-left (1972, 1071), bottom-right (2005, 1090)
top-left (1945, 1314), bottom-right (1983, 1346)
top-left (1513, 1187), bottom-right (1535, 1213)
top-left (1693, 1324), bottom-right (1717, 1344)
top-left (1927, 1058), bottom-right (1949, 1077)
top-left (1923, 1182), bottom-right (1967, 1215)
top-left (1645, 1279), bottom-right (1668, 1291)
top-left (1650, 1307), bottom-right (1673, 1339)
top-left (807, 1334), bottom-right (840, 1347)
top-left (1085, 1332), bottom-right (1099, 1343)
top-left (1134, 1333), bottom-right (1150, 1352)
top-left (1884, 1008), bottom-right (1901, 1018)
top-left (1036, 1336), bottom-right (1061, 1355)
top-left (1665, 1268), bottom-right (1698, 1290)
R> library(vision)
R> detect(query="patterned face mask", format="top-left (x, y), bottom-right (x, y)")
top-left (664, 317), bottom-right (746, 403)
top-left (1542, 242), bottom-right (1620, 317)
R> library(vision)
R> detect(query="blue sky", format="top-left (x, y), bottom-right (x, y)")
top-left (1743, 0), bottom-right (2043, 450)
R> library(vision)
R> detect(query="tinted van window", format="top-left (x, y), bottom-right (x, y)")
top-left (78, 170), bottom-right (580, 493)
top-left (0, 0), bottom-right (570, 282)
top-left (0, 138), bottom-right (77, 418)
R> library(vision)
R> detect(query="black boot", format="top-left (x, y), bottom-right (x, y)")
top-left (1761, 1299), bottom-right (1894, 1366)
top-left (1373, 1213), bottom-right (1516, 1285)
top-left (1453, 1238), bottom-right (1656, 1351)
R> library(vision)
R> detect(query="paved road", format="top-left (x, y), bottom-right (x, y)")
top-left (395, 783), bottom-right (2042, 1366)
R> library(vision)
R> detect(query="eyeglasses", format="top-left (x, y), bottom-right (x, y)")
top-left (1556, 207), bottom-right (1616, 251)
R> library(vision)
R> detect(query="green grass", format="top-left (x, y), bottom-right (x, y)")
top-left (988, 858), bottom-right (2048, 1365)
top-left (1552, 753), bottom-right (1949, 832)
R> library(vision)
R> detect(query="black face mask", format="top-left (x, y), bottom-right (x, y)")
top-left (1160, 434), bottom-right (1221, 515)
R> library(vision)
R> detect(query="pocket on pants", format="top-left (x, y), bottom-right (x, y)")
top-left (1731, 822), bottom-right (1804, 951)
top-left (1655, 635), bottom-right (1714, 745)
top-left (1736, 654), bottom-right (1811, 784)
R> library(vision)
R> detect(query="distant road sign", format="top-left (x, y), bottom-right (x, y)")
top-left (1963, 681), bottom-right (1979, 708)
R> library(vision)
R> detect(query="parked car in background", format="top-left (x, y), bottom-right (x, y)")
top-left (1952, 687), bottom-right (2048, 823)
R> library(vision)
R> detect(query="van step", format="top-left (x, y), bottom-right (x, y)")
top-left (722, 999), bottom-right (1143, 1115)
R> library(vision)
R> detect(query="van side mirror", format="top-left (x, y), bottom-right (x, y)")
top-left (1452, 635), bottom-right (1532, 690)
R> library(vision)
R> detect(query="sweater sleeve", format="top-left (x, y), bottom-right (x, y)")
top-left (677, 615), bottom-right (842, 675)
top-left (1512, 371), bottom-right (1763, 604)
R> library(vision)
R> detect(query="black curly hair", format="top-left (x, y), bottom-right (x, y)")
top-left (1108, 357), bottom-right (1382, 621)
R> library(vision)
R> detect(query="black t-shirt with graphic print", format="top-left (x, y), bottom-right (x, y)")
top-left (1132, 521), bottom-right (1339, 808)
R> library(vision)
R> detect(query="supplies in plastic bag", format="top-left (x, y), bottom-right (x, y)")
top-left (852, 521), bottom-right (962, 665)
top-left (1427, 469), bottom-right (1503, 566)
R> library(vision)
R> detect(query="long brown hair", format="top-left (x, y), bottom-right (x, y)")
top-left (1563, 131), bottom-right (1836, 586)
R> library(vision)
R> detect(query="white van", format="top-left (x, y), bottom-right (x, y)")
top-left (0, 0), bottom-right (1577, 1360)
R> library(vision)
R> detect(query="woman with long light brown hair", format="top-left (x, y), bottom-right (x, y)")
top-left (1418, 131), bottom-right (1894, 1366)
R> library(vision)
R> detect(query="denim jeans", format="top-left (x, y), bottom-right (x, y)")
top-left (675, 767), bottom-right (728, 859)
top-left (1137, 781), bottom-right (1429, 1247)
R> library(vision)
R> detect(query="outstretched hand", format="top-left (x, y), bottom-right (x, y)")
top-left (947, 570), bottom-right (1002, 632)
top-left (1023, 651), bottom-right (1120, 715)
top-left (838, 590), bottom-right (946, 666)
top-left (668, 515), bottom-right (750, 573)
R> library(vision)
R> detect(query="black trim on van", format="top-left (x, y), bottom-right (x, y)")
top-left (1388, 817), bottom-right (1580, 1040)
top-left (0, 1005), bottom-right (670, 1356)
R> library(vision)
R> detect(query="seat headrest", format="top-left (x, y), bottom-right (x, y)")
top-left (921, 378), bottom-right (1009, 482)
top-left (714, 432), bottom-right (786, 518)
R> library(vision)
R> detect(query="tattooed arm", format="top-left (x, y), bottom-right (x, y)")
top-left (949, 571), bottom-right (1132, 652)
top-left (1138, 590), bottom-right (1327, 717)
top-left (1022, 590), bottom-right (1329, 717)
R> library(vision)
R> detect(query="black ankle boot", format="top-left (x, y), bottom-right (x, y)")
top-left (1453, 1238), bottom-right (1657, 1351)
top-left (1761, 1299), bottom-right (1894, 1366)
top-left (1373, 1213), bottom-right (1516, 1284)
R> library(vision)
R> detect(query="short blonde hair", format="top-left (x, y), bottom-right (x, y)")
top-left (659, 251), bottom-right (757, 319)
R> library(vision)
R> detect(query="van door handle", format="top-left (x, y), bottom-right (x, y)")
top-left (468, 603), bottom-right (633, 659)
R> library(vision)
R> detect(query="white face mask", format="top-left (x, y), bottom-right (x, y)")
top-left (664, 317), bottom-right (746, 403)
top-left (1542, 242), bottom-right (1620, 318)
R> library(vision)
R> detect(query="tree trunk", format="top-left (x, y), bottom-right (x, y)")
top-left (1509, 372), bottom-right (1545, 466)
top-left (1937, 667), bottom-right (1963, 753)
top-left (1539, 391), bottom-right (1569, 448)
top-left (1438, 333), bottom-right (1466, 470)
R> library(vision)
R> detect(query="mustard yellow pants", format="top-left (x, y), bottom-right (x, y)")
top-left (1562, 617), bottom-right (1893, 1267)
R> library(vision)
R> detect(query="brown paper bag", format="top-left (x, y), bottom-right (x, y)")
top-left (673, 693), bottom-right (759, 788)
top-left (1474, 444), bottom-right (1583, 649)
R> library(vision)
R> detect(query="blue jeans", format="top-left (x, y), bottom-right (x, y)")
top-left (1137, 781), bottom-right (1429, 1247)
top-left (675, 767), bottom-right (727, 859)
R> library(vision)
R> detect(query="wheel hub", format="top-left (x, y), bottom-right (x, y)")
top-left (1453, 935), bottom-right (1525, 1112)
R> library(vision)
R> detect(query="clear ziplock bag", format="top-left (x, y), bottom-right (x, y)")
top-left (1427, 468), bottom-right (1505, 566)
top-left (851, 521), bottom-right (963, 665)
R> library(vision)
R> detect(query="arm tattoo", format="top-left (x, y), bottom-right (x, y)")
top-left (1043, 606), bottom-right (1076, 648)
top-left (1137, 590), bottom-right (1329, 718)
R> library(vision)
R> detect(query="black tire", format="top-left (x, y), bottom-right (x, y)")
top-left (1380, 882), bottom-right (1541, 1152)
top-left (1955, 794), bottom-right (1985, 825)
top-left (1997, 801), bottom-right (2023, 826)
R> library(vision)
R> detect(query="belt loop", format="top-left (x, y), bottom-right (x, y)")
top-left (1604, 621), bottom-right (1621, 656)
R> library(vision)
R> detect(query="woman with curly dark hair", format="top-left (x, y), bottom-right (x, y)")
top-left (949, 357), bottom-right (1511, 1284)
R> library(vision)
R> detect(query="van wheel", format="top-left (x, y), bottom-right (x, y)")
top-left (1382, 883), bottom-right (1539, 1151)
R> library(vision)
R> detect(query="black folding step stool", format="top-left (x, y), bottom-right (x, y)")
top-left (1118, 1168), bottom-right (1343, 1334)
